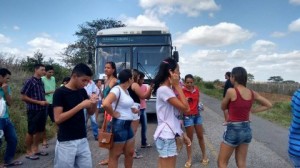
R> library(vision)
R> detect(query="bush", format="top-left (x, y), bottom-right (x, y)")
top-left (204, 82), bottom-right (215, 89)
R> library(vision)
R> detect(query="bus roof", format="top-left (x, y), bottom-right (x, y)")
top-left (97, 26), bottom-right (170, 36)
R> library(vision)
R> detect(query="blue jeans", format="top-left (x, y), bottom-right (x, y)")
top-left (84, 109), bottom-right (98, 138)
top-left (0, 118), bottom-right (17, 164)
top-left (289, 154), bottom-right (300, 168)
top-left (112, 118), bottom-right (133, 143)
top-left (155, 137), bottom-right (177, 158)
top-left (54, 138), bottom-right (92, 168)
top-left (140, 109), bottom-right (148, 145)
top-left (183, 114), bottom-right (203, 127)
top-left (223, 121), bottom-right (252, 147)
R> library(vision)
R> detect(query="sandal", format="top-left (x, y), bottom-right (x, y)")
top-left (184, 161), bottom-right (192, 168)
top-left (98, 159), bottom-right (109, 165)
top-left (201, 158), bottom-right (209, 166)
top-left (25, 155), bottom-right (39, 160)
top-left (34, 151), bottom-right (49, 156)
top-left (4, 160), bottom-right (23, 167)
top-left (42, 143), bottom-right (49, 148)
top-left (141, 143), bottom-right (152, 148)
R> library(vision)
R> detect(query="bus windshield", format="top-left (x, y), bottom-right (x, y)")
top-left (95, 33), bottom-right (172, 80)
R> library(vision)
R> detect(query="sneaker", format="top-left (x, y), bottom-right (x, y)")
top-left (141, 143), bottom-right (152, 148)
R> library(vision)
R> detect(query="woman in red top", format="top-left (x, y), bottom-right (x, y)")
top-left (182, 74), bottom-right (208, 168)
top-left (218, 67), bottom-right (272, 168)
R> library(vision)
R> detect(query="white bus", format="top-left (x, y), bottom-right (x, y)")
top-left (95, 26), bottom-right (178, 113)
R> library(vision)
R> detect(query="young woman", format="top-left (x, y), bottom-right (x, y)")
top-left (182, 74), bottom-right (208, 168)
top-left (218, 67), bottom-right (272, 168)
top-left (153, 57), bottom-right (191, 168)
top-left (98, 61), bottom-right (118, 166)
top-left (102, 69), bottom-right (139, 168)
top-left (127, 69), bottom-right (152, 158)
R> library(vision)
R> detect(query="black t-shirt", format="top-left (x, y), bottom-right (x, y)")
top-left (128, 85), bottom-right (140, 103)
top-left (53, 86), bottom-right (89, 142)
top-left (223, 79), bottom-right (233, 97)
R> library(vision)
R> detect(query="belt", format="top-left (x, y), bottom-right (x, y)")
top-left (184, 113), bottom-right (200, 117)
top-left (227, 121), bottom-right (250, 124)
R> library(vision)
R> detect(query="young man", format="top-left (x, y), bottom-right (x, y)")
top-left (21, 64), bottom-right (49, 160)
top-left (53, 63), bottom-right (98, 168)
top-left (41, 65), bottom-right (56, 148)
top-left (0, 68), bottom-right (23, 166)
top-left (223, 72), bottom-right (233, 98)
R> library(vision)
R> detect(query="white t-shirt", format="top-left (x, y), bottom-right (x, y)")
top-left (153, 86), bottom-right (183, 140)
top-left (110, 86), bottom-right (134, 120)
top-left (84, 80), bottom-right (98, 97)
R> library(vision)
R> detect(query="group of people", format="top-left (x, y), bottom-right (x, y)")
top-left (1, 56), bottom-right (299, 168)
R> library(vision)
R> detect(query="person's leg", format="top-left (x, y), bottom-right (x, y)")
top-left (139, 109), bottom-right (148, 146)
top-left (124, 138), bottom-right (135, 168)
top-left (159, 156), bottom-right (177, 168)
top-left (90, 114), bottom-right (98, 140)
top-left (108, 143), bottom-right (126, 168)
top-left (131, 119), bottom-right (142, 158)
top-left (234, 144), bottom-right (249, 168)
top-left (194, 124), bottom-right (208, 162)
top-left (25, 133), bottom-right (33, 155)
top-left (185, 126), bottom-right (194, 166)
top-left (217, 142), bottom-right (235, 168)
top-left (3, 119), bottom-right (17, 164)
top-left (54, 140), bottom-right (77, 168)
top-left (74, 138), bottom-right (92, 168)
top-left (32, 132), bottom-right (42, 154)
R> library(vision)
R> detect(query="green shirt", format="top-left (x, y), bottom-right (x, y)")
top-left (0, 86), bottom-right (11, 118)
top-left (42, 76), bottom-right (56, 104)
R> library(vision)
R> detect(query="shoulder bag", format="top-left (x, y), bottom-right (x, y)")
top-left (98, 87), bottom-right (121, 149)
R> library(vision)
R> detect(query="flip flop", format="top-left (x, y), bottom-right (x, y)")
top-left (201, 158), bottom-right (209, 166)
top-left (4, 160), bottom-right (23, 167)
top-left (141, 144), bottom-right (152, 148)
top-left (34, 151), bottom-right (49, 156)
top-left (98, 159), bottom-right (109, 165)
top-left (184, 161), bottom-right (192, 168)
top-left (42, 143), bottom-right (49, 148)
top-left (25, 155), bottom-right (39, 160)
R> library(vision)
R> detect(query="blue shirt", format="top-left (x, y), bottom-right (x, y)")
top-left (0, 86), bottom-right (11, 118)
top-left (289, 89), bottom-right (300, 157)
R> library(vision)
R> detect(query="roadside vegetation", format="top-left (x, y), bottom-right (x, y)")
top-left (196, 79), bottom-right (292, 128)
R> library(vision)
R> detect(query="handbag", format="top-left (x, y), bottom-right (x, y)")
top-left (165, 122), bottom-right (183, 152)
top-left (98, 87), bottom-right (121, 149)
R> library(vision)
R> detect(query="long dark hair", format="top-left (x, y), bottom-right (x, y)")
top-left (106, 61), bottom-right (117, 78)
top-left (231, 67), bottom-right (247, 86)
top-left (152, 57), bottom-right (178, 95)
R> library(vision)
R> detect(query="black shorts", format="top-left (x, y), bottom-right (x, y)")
top-left (46, 104), bottom-right (55, 123)
top-left (27, 109), bottom-right (47, 135)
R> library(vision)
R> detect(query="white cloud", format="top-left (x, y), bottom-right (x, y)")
top-left (288, 18), bottom-right (300, 32)
top-left (13, 26), bottom-right (20, 30)
top-left (174, 22), bottom-right (254, 48)
top-left (289, 0), bottom-right (300, 5)
top-left (139, 0), bottom-right (219, 17)
top-left (251, 40), bottom-right (276, 53)
top-left (271, 31), bottom-right (286, 38)
top-left (179, 47), bottom-right (300, 82)
top-left (0, 34), bottom-right (11, 44)
top-left (121, 13), bottom-right (167, 27)
top-left (26, 37), bottom-right (68, 62)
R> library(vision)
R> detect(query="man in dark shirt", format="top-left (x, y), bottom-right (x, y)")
top-left (21, 64), bottom-right (49, 160)
top-left (53, 63), bottom-right (98, 168)
top-left (223, 72), bottom-right (233, 97)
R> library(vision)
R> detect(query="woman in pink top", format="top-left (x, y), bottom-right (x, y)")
top-left (218, 67), bottom-right (272, 168)
top-left (153, 57), bottom-right (191, 168)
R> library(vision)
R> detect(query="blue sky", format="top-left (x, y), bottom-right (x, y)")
top-left (1, 0), bottom-right (300, 82)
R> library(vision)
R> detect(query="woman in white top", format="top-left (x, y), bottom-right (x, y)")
top-left (102, 69), bottom-right (139, 168)
top-left (152, 57), bottom-right (191, 168)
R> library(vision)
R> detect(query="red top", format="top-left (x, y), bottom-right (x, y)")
top-left (183, 86), bottom-right (200, 115)
top-left (228, 88), bottom-right (254, 122)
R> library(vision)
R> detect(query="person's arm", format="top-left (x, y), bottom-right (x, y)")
top-left (132, 83), bottom-right (152, 99)
top-left (86, 93), bottom-right (98, 115)
top-left (21, 94), bottom-right (48, 106)
top-left (168, 72), bottom-right (189, 113)
top-left (54, 100), bottom-right (93, 124)
top-left (251, 91), bottom-right (273, 113)
top-left (221, 88), bottom-right (234, 122)
top-left (102, 90), bottom-right (120, 118)
top-left (2, 84), bottom-right (12, 106)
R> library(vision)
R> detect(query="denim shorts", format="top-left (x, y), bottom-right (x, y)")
top-left (183, 114), bottom-right (202, 127)
top-left (289, 154), bottom-right (300, 167)
top-left (223, 121), bottom-right (252, 147)
top-left (155, 137), bottom-right (177, 158)
top-left (112, 118), bottom-right (134, 143)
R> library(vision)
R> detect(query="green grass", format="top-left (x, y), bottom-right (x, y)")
top-left (196, 81), bottom-right (292, 128)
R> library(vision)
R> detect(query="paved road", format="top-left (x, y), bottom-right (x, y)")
top-left (15, 94), bottom-right (292, 168)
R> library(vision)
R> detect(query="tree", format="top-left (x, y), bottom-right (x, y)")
top-left (21, 50), bottom-right (45, 71)
top-left (268, 76), bottom-right (284, 83)
top-left (62, 18), bottom-right (125, 68)
top-left (247, 73), bottom-right (254, 82)
top-left (194, 75), bottom-right (203, 83)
